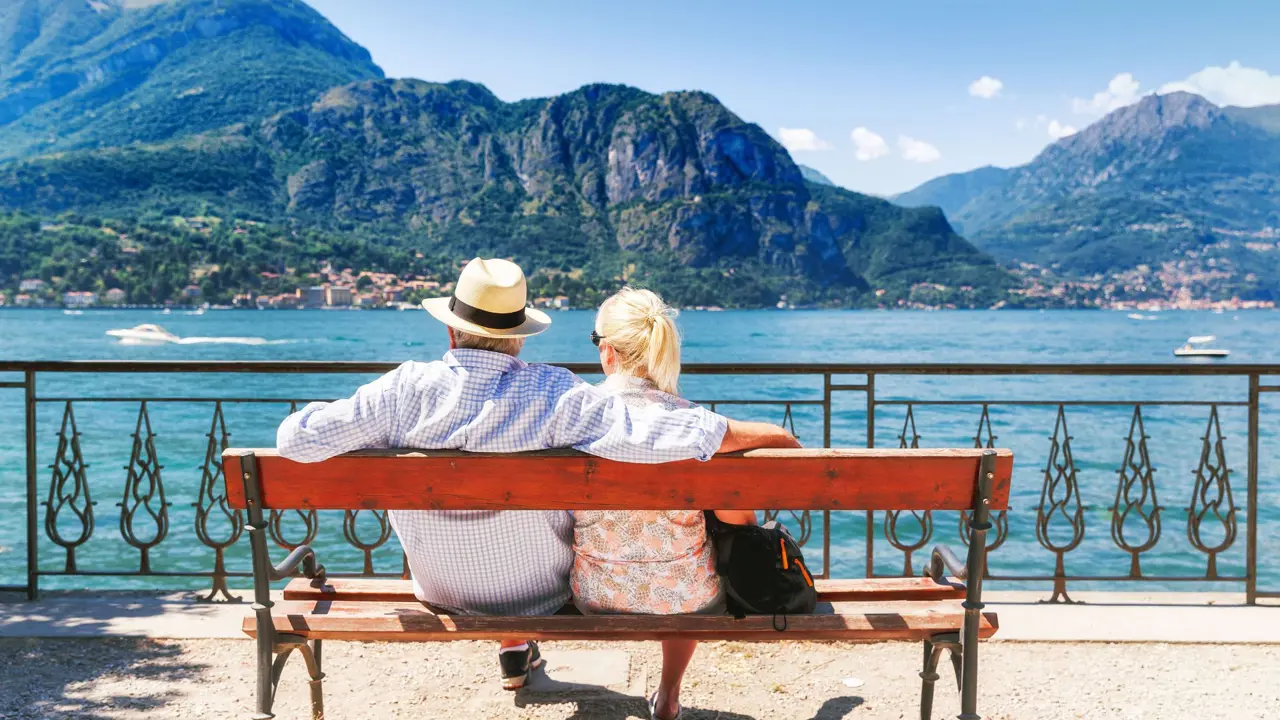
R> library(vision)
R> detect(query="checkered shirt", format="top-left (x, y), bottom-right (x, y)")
top-left (276, 349), bottom-right (728, 616)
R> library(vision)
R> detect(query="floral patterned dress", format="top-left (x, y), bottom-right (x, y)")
top-left (571, 375), bottom-right (724, 615)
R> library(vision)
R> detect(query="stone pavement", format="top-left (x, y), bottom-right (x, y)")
top-left (2, 590), bottom-right (1279, 719)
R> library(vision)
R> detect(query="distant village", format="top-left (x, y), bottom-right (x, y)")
top-left (0, 265), bottom-right (575, 311)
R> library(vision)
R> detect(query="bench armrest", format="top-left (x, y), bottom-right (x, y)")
top-left (925, 544), bottom-right (968, 582)
top-left (268, 544), bottom-right (326, 583)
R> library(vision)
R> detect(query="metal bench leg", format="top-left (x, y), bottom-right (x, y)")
top-left (955, 450), bottom-right (996, 720)
top-left (920, 632), bottom-right (961, 720)
top-left (303, 639), bottom-right (326, 720)
top-left (919, 638), bottom-right (945, 720)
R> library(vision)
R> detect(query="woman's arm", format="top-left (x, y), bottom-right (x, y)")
top-left (713, 509), bottom-right (758, 525)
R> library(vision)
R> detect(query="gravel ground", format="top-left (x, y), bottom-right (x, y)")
top-left (2, 638), bottom-right (1277, 720)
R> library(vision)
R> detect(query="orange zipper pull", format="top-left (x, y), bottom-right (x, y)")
top-left (780, 538), bottom-right (789, 570)
top-left (795, 559), bottom-right (814, 587)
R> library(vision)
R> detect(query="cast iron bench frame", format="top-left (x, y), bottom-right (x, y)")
top-left (224, 447), bottom-right (1013, 720)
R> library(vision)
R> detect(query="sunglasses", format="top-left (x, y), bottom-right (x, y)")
top-left (590, 331), bottom-right (606, 347)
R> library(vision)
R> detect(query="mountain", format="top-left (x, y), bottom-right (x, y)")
top-left (0, 0), bottom-right (383, 159)
top-left (0, 0), bottom-right (1012, 308)
top-left (797, 164), bottom-right (835, 186)
top-left (892, 165), bottom-right (1011, 234)
top-left (897, 92), bottom-right (1280, 299)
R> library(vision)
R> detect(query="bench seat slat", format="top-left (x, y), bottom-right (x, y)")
top-left (282, 576), bottom-right (966, 603)
top-left (247, 600), bottom-right (997, 643)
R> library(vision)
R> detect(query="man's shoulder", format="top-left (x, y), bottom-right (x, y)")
top-left (385, 359), bottom-right (451, 386)
top-left (516, 362), bottom-right (582, 383)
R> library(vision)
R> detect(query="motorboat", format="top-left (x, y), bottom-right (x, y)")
top-left (1174, 336), bottom-right (1230, 358)
top-left (106, 324), bottom-right (180, 344)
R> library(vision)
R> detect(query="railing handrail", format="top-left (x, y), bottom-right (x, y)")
top-left (3, 360), bottom-right (1280, 375)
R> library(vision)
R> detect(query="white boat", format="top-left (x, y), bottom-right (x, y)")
top-left (1174, 336), bottom-right (1230, 358)
top-left (106, 324), bottom-right (180, 344)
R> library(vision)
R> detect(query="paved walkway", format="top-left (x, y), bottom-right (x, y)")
top-left (1, 591), bottom-right (1278, 719)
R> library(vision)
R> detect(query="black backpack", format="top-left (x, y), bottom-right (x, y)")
top-left (703, 512), bottom-right (818, 622)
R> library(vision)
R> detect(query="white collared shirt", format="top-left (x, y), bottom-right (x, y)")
top-left (275, 349), bottom-right (728, 615)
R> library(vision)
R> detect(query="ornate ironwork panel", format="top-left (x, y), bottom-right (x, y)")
top-left (960, 405), bottom-right (1008, 557)
top-left (193, 403), bottom-right (243, 602)
top-left (269, 400), bottom-right (320, 551)
top-left (1187, 404), bottom-right (1237, 578)
top-left (1110, 406), bottom-right (1161, 577)
top-left (44, 401), bottom-right (95, 572)
top-left (1035, 405), bottom-right (1085, 602)
top-left (118, 402), bottom-right (170, 573)
top-left (884, 405), bottom-right (932, 575)
top-left (343, 509), bottom-right (393, 576)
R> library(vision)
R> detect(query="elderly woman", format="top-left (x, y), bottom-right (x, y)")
top-left (571, 287), bottom-right (766, 720)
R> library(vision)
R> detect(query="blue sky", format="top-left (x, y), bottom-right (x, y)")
top-left (306, 0), bottom-right (1280, 196)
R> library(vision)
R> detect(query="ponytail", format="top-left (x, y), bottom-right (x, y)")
top-left (595, 287), bottom-right (682, 395)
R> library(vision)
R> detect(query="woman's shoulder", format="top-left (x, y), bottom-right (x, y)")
top-left (600, 375), bottom-right (696, 411)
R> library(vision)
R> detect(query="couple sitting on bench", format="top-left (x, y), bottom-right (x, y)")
top-left (276, 257), bottom-right (801, 720)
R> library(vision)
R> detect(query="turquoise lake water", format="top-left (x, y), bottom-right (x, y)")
top-left (1, 307), bottom-right (1278, 596)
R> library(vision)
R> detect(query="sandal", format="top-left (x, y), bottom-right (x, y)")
top-left (648, 691), bottom-right (684, 720)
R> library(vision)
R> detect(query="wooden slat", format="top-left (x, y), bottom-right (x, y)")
top-left (224, 447), bottom-right (1013, 512)
top-left (283, 576), bottom-right (966, 603)
top-left (245, 600), bottom-right (998, 642)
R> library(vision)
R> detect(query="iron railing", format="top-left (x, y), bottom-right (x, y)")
top-left (1, 361), bottom-right (1277, 604)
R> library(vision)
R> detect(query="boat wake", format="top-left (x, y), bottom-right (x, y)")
top-left (107, 324), bottom-right (290, 346)
top-left (174, 336), bottom-right (292, 346)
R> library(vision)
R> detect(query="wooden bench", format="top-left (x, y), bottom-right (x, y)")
top-left (224, 447), bottom-right (1013, 720)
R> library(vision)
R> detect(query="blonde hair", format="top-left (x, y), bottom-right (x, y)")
top-left (595, 287), bottom-right (681, 394)
top-left (452, 330), bottom-right (524, 356)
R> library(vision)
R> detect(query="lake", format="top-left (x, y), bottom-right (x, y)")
top-left (1, 307), bottom-right (1278, 597)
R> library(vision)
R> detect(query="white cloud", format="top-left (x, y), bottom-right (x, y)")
top-left (850, 127), bottom-right (890, 161)
top-left (898, 135), bottom-right (941, 163)
top-left (1072, 72), bottom-right (1142, 115)
top-left (1014, 117), bottom-right (1027, 131)
top-left (1048, 119), bottom-right (1077, 139)
top-left (1159, 61), bottom-right (1280, 107)
top-left (969, 75), bottom-right (1004, 99)
top-left (777, 127), bottom-right (831, 152)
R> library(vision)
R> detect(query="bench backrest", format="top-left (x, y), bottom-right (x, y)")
top-left (223, 448), bottom-right (1012, 512)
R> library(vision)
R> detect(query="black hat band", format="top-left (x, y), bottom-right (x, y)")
top-left (448, 296), bottom-right (527, 330)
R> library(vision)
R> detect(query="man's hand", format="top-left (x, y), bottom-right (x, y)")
top-left (717, 419), bottom-right (803, 453)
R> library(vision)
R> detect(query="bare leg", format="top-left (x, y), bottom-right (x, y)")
top-left (653, 639), bottom-right (697, 719)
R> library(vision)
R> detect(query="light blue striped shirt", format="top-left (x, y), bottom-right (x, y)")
top-left (276, 349), bottom-right (728, 615)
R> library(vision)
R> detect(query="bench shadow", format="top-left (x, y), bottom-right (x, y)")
top-left (0, 592), bottom-right (209, 718)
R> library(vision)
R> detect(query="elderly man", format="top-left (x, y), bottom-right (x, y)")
top-left (276, 257), bottom-right (798, 690)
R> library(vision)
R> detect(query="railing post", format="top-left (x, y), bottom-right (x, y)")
top-left (864, 372), bottom-right (876, 579)
top-left (25, 370), bottom-right (38, 601)
top-left (1246, 374), bottom-right (1259, 605)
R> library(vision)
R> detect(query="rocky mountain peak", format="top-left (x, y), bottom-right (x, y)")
top-left (1055, 91), bottom-right (1224, 155)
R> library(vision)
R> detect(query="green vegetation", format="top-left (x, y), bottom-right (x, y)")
top-left (895, 93), bottom-right (1280, 300)
top-left (0, 0), bottom-right (1017, 309)
top-left (0, 212), bottom-right (438, 305)
top-left (0, 0), bottom-right (382, 159)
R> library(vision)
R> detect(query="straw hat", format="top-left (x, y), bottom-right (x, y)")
top-left (422, 258), bottom-right (551, 338)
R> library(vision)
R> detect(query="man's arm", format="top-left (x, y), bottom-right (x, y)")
top-left (276, 364), bottom-right (407, 463)
top-left (717, 418), bottom-right (802, 453)
top-left (547, 377), bottom-right (728, 463)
